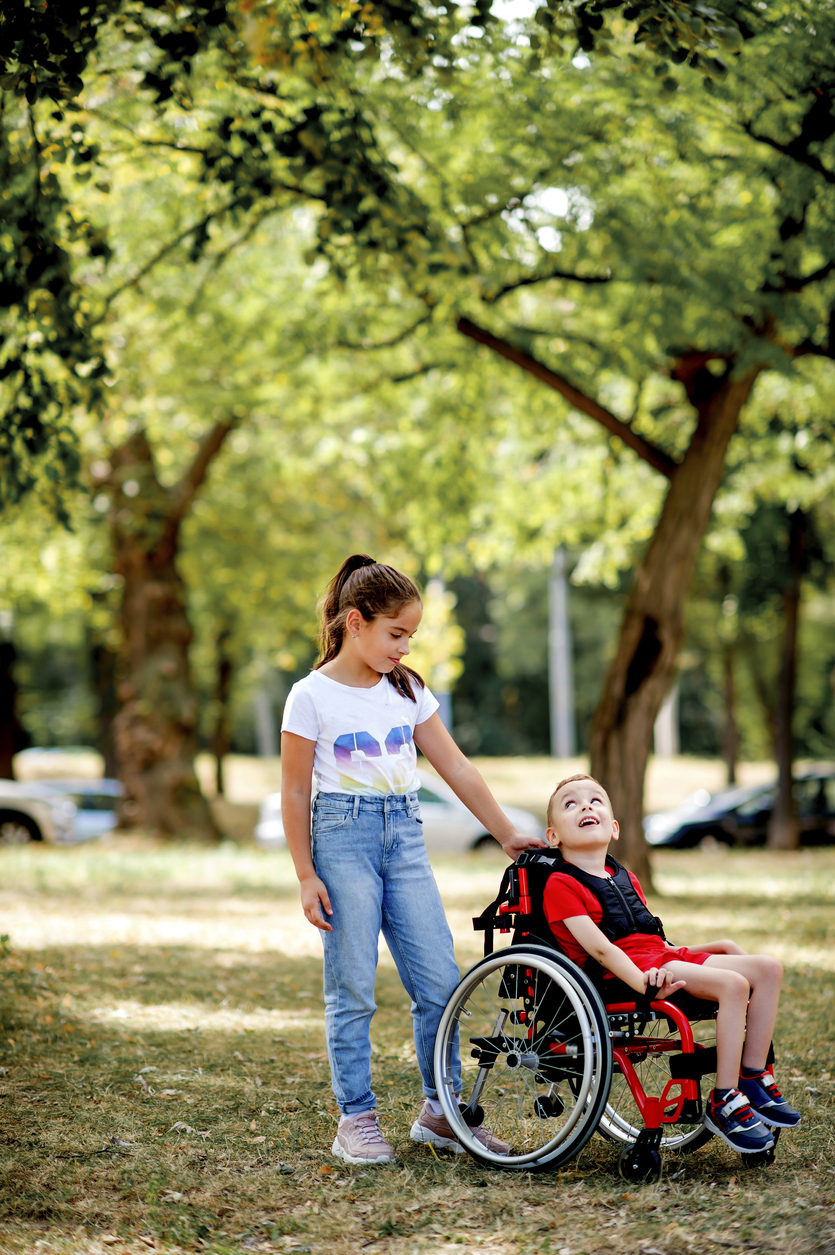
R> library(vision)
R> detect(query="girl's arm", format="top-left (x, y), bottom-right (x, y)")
top-left (413, 713), bottom-right (546, 858)
top-left (564, 915), bottom-right (686, 1000)
top-left (280, 731), bottom-right (333, 932)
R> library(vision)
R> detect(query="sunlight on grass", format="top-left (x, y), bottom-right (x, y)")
top-left (1, 840), bottom-right (835, 1255)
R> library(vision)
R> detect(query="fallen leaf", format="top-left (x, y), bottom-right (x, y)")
top-left (158, 1088), bottom-right (182, 1097)
top-left (168, 1122), bottom-right (195, 1134)
top-left (101, 1237), bottom-right (122, 1246)
top-left (134, 1075), bottom-right (149, 1092)
top-left (160, 1190), bottom-right (185, 1202)
top-left (317, 1165), bottom-right (333, 1175)
top-left (250, 1135), bottom-right (266, 1144)
top-left (233, 1051), bottom-right (245, 1061)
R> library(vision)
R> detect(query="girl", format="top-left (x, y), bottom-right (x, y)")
top-left (281, 555), bottom-right (543, 1165)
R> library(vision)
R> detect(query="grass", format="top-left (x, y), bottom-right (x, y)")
top-left (1, 839), bottom-right (835, 1255)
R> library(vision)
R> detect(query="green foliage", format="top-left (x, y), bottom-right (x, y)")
top-left (0, 105), bottom-right (103, 520)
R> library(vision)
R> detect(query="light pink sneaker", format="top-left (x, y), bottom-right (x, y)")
top-left (332, 1111), bottom-right (396, 1165)
top-left (410, 1100), bottom-right (511, 1155)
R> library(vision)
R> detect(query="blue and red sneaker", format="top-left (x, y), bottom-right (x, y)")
top-left (738, 1070), bottom-right (801, 1129)
top-left (703, 1088), bottom-right (775, 1154)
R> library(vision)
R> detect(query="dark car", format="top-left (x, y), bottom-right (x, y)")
top-left (643, 765), bottom-right (835, 848)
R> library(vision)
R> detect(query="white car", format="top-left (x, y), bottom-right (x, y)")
top-left (0, 780), bottom-right (77, 845)
top-left (39, 779), bottom-right (123, 843)
top-left (255, 775), bottom-right (544, 853)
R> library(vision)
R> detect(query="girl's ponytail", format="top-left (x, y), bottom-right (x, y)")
top-left (316, 555), bottom-right (425, 701)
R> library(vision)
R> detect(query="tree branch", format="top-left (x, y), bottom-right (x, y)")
top-left (169, 418), bottom-right (238, 522)
top-left (97, 201), bottom-right (243, 317)
top-left (742, 121), bottom-right (835, 185)
top-left (457, 317), bottom-right (678, 479)
top-left (765, 258), bottom-right (835, 294)
top-left (486, 265), bottom-right (612, 302)
top-left (335, 312), bottom-right (432, 351)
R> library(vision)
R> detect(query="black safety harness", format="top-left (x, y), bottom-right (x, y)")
top-left (473, 847), bottom-right (666, 958)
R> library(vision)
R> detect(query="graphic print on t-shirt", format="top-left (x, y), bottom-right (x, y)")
top-left (334, 725), bottom-right (415, 793)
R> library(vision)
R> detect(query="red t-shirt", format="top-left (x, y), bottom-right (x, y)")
top-left (542, 867), bottom-right (710, 977)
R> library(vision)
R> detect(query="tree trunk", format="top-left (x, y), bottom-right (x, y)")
top-left (719, 565), bottom-right (739, 787)
top-left (589, 366), bottom-right (760, 883)
top-left (212, 623), bottom-right (233, 798)
top-left (767, 510), bottom-right (804, 850)
top-left (88, 619), bottom-right (119, 778)
top-left (104, 423), bottom-right (233, 840)
top-left (0, 638), bottom-right (25, 779)
top-left (721, 642), bottom-right (739, 787)
top-left (456, 320), bottom-right (764, 881)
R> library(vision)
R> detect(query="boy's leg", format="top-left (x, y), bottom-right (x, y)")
top-left (701, 954), bottom-right (783, 1069)
top-left (699, 956), bottom-right (800, 1129)
top-left (658, 959), bottom-right (750, 1088)
top-left (659, 958), bottom-right (777, 1153)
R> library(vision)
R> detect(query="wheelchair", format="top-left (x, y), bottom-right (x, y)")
top-left (433, 853), bottom-right (777, 1181)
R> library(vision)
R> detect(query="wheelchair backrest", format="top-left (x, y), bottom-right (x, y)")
top-left (473, 849), bottom-right (569, 957)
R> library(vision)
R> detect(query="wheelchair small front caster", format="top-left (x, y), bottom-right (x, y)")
top-left (459, 1101), bottom-right (485, 1128)
top-left (534, 1095), bottom-right (565, 1119)
top-left (743, 1128), bottom-right (780, 1169)
top-left (617, 1129), bottom-right (663, 1184)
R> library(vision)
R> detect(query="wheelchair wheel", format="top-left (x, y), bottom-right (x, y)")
top-left (598, 1014), bottom-right (715, 1154)
top-left (434, 946), bottom-right (613, 1172)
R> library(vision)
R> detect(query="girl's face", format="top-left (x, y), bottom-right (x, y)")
top-left (348, 599), bottom-right (422, 675)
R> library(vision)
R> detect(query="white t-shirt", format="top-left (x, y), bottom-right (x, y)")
top-left (281, 670), bottom-right (439, 796)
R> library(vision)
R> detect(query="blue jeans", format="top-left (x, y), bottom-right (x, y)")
top-left (311, 791), bottom-right (461, 1115)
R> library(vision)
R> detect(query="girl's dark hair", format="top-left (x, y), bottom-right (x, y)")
top-left (316, 555), bottom-right (425, 701)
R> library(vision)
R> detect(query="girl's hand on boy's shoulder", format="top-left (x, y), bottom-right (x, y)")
top-left (500, 831), bottom-right (548, 858)
top-left (300, 875), bottom-right (334, 932)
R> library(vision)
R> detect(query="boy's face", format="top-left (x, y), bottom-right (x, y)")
top-left (546, 778), bottom-right (619, 852)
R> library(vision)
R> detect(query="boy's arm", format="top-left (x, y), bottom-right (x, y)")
top-left (563, 915), bottom-right (686, 999)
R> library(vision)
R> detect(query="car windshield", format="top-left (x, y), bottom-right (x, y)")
top-left (733, 788), bottom-right (776, 818)
top-left (69, 793), bottom-right (118, 812)
top-left (418, 786), bottom-right (444, 805)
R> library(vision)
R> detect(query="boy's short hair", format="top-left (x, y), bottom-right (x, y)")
top-left (547, 774), bottom-right (611, 828)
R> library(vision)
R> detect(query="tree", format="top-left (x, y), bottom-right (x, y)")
top-left (0, 0), bottom-right (758, 514)
top-left (386, 6), bottom-right (835, 877)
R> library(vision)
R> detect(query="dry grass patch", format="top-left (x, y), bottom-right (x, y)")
top-left (0, 843), bottom-right (834, 1255)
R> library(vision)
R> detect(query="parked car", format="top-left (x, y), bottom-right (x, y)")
top-left (643, 765), bottom-right (835, 848)
top-left (0, 780), bottom-right (77, 845)
top-left (255, 775), bottom-right (544, 853)
top-left (39, 779), bottom-right (123, 842)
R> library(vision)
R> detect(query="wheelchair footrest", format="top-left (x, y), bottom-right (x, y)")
top-left (669, 1047), bottom-right (717, 1080)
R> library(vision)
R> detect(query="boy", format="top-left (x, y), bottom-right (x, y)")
top-left (542, 774), bottom-right (800, 1156)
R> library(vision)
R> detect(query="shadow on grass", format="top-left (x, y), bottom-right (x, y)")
top-left (2, 865), bottom-right (835, 1253)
